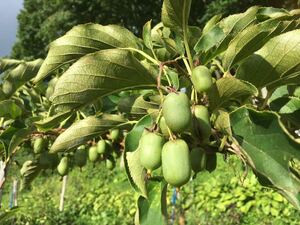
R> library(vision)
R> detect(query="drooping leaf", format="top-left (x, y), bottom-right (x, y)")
top-left (8, 126), bottom-right (35, 159)
top-left (137, 179), bottom-right (168, 225)
top-left (0, 100), bottom-right (23, 119)
top-left (34, 110), bottom-right (74, 131)
top-left (236, 29), bottom-right (300, 89)
top-left (118, 94), bottom-right (159, 120)
top-left (269, 96), bottom-right (300, 126)
top-left (230, 107), bottom-right (300, 209)
top-left (223, 18), bottom-right (300, 71)
top-left (124, 115), bottom-right (153, 196)
top-left (20, 160), bottom-right (41, 190)
top-left (1, 59), bottom-right (43, 98)
top-left (161, 0), bottom-right (192, 35)
top-left (50, 114), bottom-right (127, 153)
top-left (0, 58), bottom-right (23, 73)
top-left (143, 20), bottom-right (154, 50)
top-left (34, 24), bottom-right (140, 83)
top-left (51, 49), bottom-right (157, 112)
top-left (207, 77), bottom-right (258, 111)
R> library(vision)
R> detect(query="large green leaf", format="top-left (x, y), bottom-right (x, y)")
top-left (161, 0), bottom-right (192, 35)
top-left (194, 6), bottom-right (259, 64)
top-left (1, 59), bottom-right (43, 98)
top-left (0, 100), bottom-right (23, 119)
top-left (51, 49), bottom-right (157, 112)
top-left (223, 19), bottom-right (300, 71)
top-left (34, 24), bottom-right (140, 83)
top-left (230, 107), bottom-right (300, 209)
top-left (207, 77), bottom-right (258, 111)
top-left (236, 29), bottom-right (300, 89)
top-left (0, 58), bottom-right (23, 73)
top-left (269, 96), bottom-right (300, 126)
top-left (124, 115), bottom-right (153, 196)
top-left (137, 179), bottom-right (168, 225)
top-left (50, 114), bottom-right (127, 153)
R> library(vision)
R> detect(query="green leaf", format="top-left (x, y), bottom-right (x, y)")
top-left (50, 114), bottom-right (127, 153)
top-left (269, 96), bottom-right (300, 126)
top-left (124, 115), bottom-right (153, 196)
top-left (34, 110), bottom-right (74, 131)
top-left (161, 0), bottom-right (192, 35)
top-left (143, 20), bottom-right (154, 50)
top-left (207, 77), bottom-right (258, 111)
top-left (194, 6), bottom-right (259, 64)
top-left (213, 110), bottom-right (232, 136)
top-left (0, 100), bottom-right (23, 119)
top-left (202, 14), bottom-right (222, 35)
top-left (236, 29), bottom-right (300, 89)
top-left (223, 18), bottom-right (300, 71)
top-left (137, 179), bottom-right (168, 225)
top-left (0, 58), bottom-right (23, 73)
top-left (34, 24), bottom-right (140, 83)
top-left (20, 160), bottom-right (41, 190)
top-left (230, 107), bottom-right (300, 209)
top-left (268, 85), bottom-right (289, 103)
top-left (51, 49), bottom-right (157, 112)
top-left (1, 59), bottom-right (43, 98)
top-left (8, 126), bottom-right (35, 159)
top-left (118, 94), bottom-right (159, 120)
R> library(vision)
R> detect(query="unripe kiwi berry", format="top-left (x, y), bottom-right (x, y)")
top-left (162, 139), bottom-right (191, 187)
top-left (139, 131), bottom-right (165, 171)
top-left (191, 66), bottom-right (213, 93)
top-left (162, 92), bottom-right (192, 133)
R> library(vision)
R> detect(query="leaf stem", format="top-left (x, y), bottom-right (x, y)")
top-left (119, 47), bottom-right (159, 65)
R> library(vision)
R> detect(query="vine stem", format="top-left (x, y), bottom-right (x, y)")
top-left (182, 1), bottom-right (193, 72)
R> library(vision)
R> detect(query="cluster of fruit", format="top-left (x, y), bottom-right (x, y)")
top-left (20, 129), bottom-right (122, 180)
top-left (139, 65), bottom-right (214, 187)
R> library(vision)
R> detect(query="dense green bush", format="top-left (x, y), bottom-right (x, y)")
top-left (3, 156), bottom-right (299, 225)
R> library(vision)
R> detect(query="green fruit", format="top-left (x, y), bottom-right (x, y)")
top-left (106, 157), bottom-right (115, 170)
top-left (139, 132), bottom-right (165, 171)
top-left (193, 105), bottom-right (211, 142)
top-left (110, 129), bottom-right (120, 141)
top-left (159, 117), bottom-right (170, 137)
top-left (162, 92), bottom-right (192, 133)
top-left (88, 146), bottom-right (99, 162)
top-left (57, 157), bottom-right (69, 176)
top-left (191, 66), bottom-right (213, 92)
top-left (38, 152), bottom-right (52, 169)
top-left (74, 148), bottom-right (87, 168)
top-left (190, 147), bottom-right (206, 173)
top-left (162, 139), bottom-right (191, 187)
top-left (97, 140), bottom-right (107, 154)
top-left (33, 137), bottom-right (48, 154)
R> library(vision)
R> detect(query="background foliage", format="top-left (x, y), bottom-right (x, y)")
top-left (11, 0), bottom-right (298, 59)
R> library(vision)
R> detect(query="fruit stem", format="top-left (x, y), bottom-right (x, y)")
top-left (182, 57), bottom-right (192, 75)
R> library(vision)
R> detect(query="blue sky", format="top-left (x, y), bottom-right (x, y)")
top-left (0, 0), bottom-right (23, 57)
